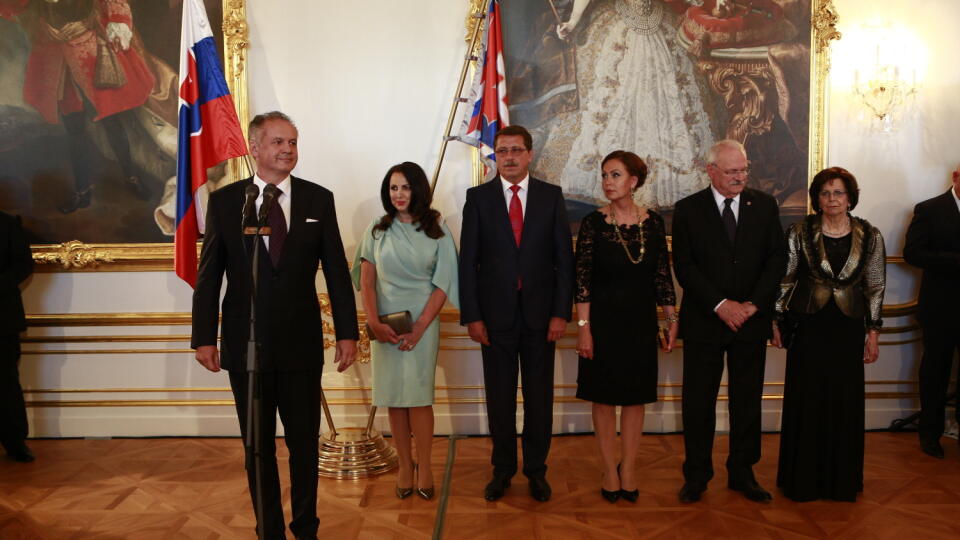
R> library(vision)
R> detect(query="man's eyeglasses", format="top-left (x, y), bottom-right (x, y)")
top-left (818, 190), bottom-right (848, 199)
top-left (494, 146), bottom-right (528, 157)
top-left (710, 163), bottom-right (750, 177)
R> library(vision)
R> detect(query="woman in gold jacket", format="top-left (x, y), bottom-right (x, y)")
top-left (772, 167), bottom-right (886, 502)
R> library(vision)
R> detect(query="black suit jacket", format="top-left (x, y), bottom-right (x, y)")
top-left (0, 212), bottom-right (33, 336)
top-left (903, 189), bottom-right (960, 328)
top-left (459, 176), bottom-right (574, 331)
top-left (191, 176), bottom-right (359, 371)
top-left (672, 187), bottom-right (786, 344)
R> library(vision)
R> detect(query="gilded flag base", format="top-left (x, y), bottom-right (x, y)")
top-left (317, 392), bottom-right (398, 479)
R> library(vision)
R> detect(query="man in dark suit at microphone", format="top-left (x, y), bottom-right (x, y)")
top-left (191, 111), bottom-right (358, 540)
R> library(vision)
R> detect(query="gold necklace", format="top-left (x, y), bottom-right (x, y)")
top-left (609, 206), bottom-right (645, 264)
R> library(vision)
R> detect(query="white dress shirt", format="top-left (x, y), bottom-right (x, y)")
top-left (501, 175), bottom-right (529, 218)
top-left (710, 185), bottom-right (741, 222)
top-left (254, 174), bottom-right (291, 250)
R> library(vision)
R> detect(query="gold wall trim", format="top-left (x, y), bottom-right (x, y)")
top-left (30, 1), bottom-right (249, 273)
top-left (24, 390), bottom-right (919, 408)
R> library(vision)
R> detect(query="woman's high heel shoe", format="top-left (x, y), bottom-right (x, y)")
top-left (415, 464), bottom-right (434, 500)
top-left (396, 463), bottom-right (414, 499)
top-left (617, 463), bottom-right (639, 503)
top-left (600, 465), bottom-right (620, 503)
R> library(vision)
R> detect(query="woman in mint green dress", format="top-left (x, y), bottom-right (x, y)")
top-left (352, 162), bottom-right (459, 500)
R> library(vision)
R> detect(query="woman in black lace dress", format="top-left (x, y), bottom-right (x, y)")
top-left (773, 167), bottom-right (886, 502)
top-left (574, 150), bottom-right (678, 503)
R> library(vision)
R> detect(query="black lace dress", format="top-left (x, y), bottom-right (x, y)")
top-left (574, 210), bottom-right (676, 405)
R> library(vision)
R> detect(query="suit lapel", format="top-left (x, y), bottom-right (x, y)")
top-left (487, 177), bottom-right (519, 252)
top-left (697, 188), bottom-right (733, 251)
top-left (520, 178), bottom-right (546, 251)
top-left (276, 176), bottom-right (310, 269)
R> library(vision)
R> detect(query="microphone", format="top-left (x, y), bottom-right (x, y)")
top-left (258, 184), bottom-right (280, 226)
top-left (241, 183), bottom-right (260, 227)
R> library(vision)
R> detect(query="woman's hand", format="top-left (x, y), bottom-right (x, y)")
top-left (398, 320), bottom-right (428, 352)
top-left (770, 323), bottom-right (783, 349)
top-left (576, 325), bottom-right (594, 359)
top-left (864, 330), bottom-right (880, 364)
top-left (661, 322), bottom-right (679, 353)
top-left (370, 322), bottom-right (400, 344)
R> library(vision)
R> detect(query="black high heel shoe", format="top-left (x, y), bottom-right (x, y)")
top-left (600, 464), bottom-right (620, 503)
top-left (617, 463), bottom-right (639, 503)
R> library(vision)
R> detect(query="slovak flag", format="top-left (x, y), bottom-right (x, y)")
top-left (457, 0), bottom-right (509, 162)
top-left (175, 0), bottom-right (248, 287)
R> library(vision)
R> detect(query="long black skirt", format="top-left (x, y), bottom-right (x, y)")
top-left (776, 300), bottom-right (866, 502)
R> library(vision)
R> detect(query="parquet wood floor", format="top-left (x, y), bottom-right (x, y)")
top-left (1, 433), bottom-right (958, 539)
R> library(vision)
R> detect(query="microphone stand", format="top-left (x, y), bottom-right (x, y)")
top-left (243, 211), bottom-right (269, 540)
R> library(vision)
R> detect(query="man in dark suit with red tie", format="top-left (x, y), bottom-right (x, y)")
top-left (459, 125), bottom-right (574, 502)
top-left (671, 139), bottom-right (786, 504)
top-left (191, 111), bottom-right (358, 540)
top-left (904, 166), bottom-right (960, 459)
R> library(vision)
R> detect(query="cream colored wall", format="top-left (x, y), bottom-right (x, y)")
top-left (19, 0), bottom-right (957, 437)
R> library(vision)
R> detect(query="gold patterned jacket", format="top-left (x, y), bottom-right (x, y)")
top-left (775, 215), bottom-right (886, 329)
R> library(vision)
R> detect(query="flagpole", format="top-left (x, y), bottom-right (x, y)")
top-left (429, 8), bottom-right (486, 195)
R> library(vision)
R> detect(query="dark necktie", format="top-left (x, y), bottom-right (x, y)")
top-left (509, 184), bottom-right (523, 246)
top-left (722, 197), bottom-right (737, 243)
top-left (267, 187), bottom-right (287, 267)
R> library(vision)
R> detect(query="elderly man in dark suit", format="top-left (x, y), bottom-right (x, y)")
top-left (672, 139), bottom-right (786, 503)
top-left (0, 211), bottom-right (33, 463)
top-left (191, 111), bottom-right (358, 540)
top-left (459, 125), bottom-right (574, 502)
top-left (904, 166), bottom-right (960, 459)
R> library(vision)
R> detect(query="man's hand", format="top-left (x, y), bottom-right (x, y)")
top-left (716, 300), bottom-right (748, 331)
top-left (546, 317), bottom-right (567, 342)
top-left (335, 339), bottom-right (358, 372)
top-left (195, 345), bottom-right (221, 372)
top-left (467, 321), bottom-right (490, 346)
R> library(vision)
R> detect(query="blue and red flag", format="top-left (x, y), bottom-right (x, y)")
top-left (175, 0), bottom-right (248, 287)
top-left (457, 0), bottom-right (509, 162)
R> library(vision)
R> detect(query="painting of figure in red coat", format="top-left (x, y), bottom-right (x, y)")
top-left (0, 0), bottom-right (228, 244)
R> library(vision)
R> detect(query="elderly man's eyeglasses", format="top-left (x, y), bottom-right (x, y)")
top-left (711, 164), bottom-right (750, 177)
top-left (494, 146), bottom-right (528, 157)
top-left (819, 190), bottom-right (848, 199)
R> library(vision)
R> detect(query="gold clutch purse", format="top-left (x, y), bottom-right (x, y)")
top-left (365, 311), bottom-right (413, 341)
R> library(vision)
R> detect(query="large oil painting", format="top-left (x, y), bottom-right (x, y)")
top-left (0, 0), bottom-right (243, 255)
top-left (498, 0), bottom-right (834, 230)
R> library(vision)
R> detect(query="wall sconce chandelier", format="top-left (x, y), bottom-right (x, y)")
top-left (854, 63), bottom-right (917, 132)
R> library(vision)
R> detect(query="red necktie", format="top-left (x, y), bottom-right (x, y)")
top-left (509, 184), bottom-right (523, 246)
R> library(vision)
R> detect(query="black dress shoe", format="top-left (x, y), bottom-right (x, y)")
top-left (678, 482), bottom-right (705, 503)
top-left (921, 439), bottom-right (945, 459)
top-left (729, 480), bottom-right (772, 502)
top-left (6, 442), bottom-right (34, 463)
top-left (484, 474), bottom-right (511, 501)
top-left (615, 463), bottom-right (638, 502)
top-left (600, 487), bottom-right (620, 503)
top-left (528, 476), bottom-right (552, 502)
top-left (59, 188), bottom-right (93, 214)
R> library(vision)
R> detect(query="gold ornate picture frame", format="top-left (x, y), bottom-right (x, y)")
top-left (471, 0), bottom-right (840, 230)
top-left (0, 0), bottom-right (249, 272)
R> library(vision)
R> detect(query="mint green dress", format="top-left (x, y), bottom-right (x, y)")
top-left (351, 217), bottom-right (459, 407)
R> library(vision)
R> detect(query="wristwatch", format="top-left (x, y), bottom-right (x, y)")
top-left (577, 319), bottom-right (589, 327)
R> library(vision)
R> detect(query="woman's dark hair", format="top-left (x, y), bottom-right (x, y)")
top-left (809, 166), bottom-right (860, 213)
top-left (373, 162), bottom-right (444, 239)
top-left (601, 150), bottom-right (648, 191)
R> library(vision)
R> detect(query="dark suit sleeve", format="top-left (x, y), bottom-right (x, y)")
top-left (550, 188), bottom-right (574, 320)
top-left (904, 200), bottom-right (960, 273)
top-left (671, 199), bottom-right (725, 309)
top-left (747, 198), bottom-right (786, 313)
top-left (0, 215), bottom-right (33, 288)
top-left (191, 195), bottom-right (227, 349)
top-left (318, 192), bottom-right (359, 341)
top-left (458, 189), bottom-right (481, 325)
